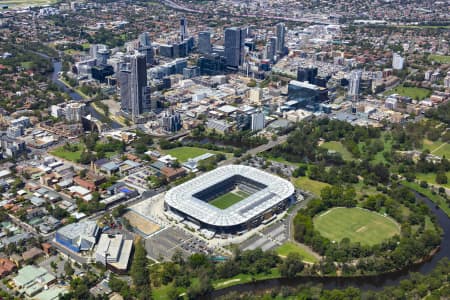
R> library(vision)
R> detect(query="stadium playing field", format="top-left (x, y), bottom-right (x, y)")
top-left (313, 207), bottom-right (400, 246)
top-left (209, 190), bottom-right (250, 209)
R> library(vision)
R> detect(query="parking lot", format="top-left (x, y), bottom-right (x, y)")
top-left (145, 226), bottom-right (214, 261)
top-left (122, 167), bottom-right (153, 192)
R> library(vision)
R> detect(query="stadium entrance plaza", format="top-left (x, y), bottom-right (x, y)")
top-left (128, 191), bottom-right (299, 261)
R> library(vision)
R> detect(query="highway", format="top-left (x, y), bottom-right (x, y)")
top-left (159, 0), bottom-right (335, 25)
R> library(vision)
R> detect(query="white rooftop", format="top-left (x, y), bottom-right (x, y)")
top-left (165, 165), bottom-right (295, 227)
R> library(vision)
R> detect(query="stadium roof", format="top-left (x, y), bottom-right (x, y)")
top-left (165, 165), bottom-right (295, 227)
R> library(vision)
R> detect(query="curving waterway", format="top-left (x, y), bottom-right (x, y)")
top-left (33, 50), bottom-right (121, 129)
top-left (38, 51), bottom-right (450, 295)
top-left (211, 192), bottom-right (450, 297)
top-left (50, 60), bottom-right (122, 129)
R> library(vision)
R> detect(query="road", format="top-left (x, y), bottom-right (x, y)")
top-left (159, 0), bottom-right (335, 24)
top-left (246, 135), bottom-right (288, 156)
top-left (8, 213), bottom-right (38, 234)
top-left (221, 134), bottom-right (288, 166)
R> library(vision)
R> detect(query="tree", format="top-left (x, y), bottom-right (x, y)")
top-left (112, 205), bottom-right (127, 218)
top-left (292, 166), bottom-right (307, 178)
top-left (79, 169), bottom-right (87, 178)
top-left (279, 252), bottom-right (305, 278)
top-left (188, 253), bottom-right (208, 270)
top-left (64, 261), bottom-right (74, 277)
top-left (167, 286), bottom-right (180, 300)
top-left (130, 238), bottom-right (150, 289)
top-left (436, 171), bottom-right (448, 184)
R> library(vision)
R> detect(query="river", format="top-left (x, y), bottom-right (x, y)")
top-left (50, 60), bottom-right (122, 129)
top-left (211, 192), bottom-right (450, 297)
top-left (33, 50), bottom-right (122, 129)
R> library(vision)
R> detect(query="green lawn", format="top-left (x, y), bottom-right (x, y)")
top-left (373, 133), bottom-right (392, 164)
top-left (384, 84), bottom-right (432, 100)
top-left (50, 144), bottom-right (84, 162)
top-left (213, 268), bottom-right (280, 289)
top-left (422, 139), bottom-right (444, 151)
top-left (421, 139), bottom-right (450, 157)
top-left (425, 216), bottom-right (436, 232)
top-left (402, 181), bottom-right (450, 217)
top-left (209, 191), bottom-right (248, 209)
top-left (353, 181), bottom-right (377, 197)
top-left (20, 61), bottom-right (34, 69)
top-left (292, 177), bottom-right (330, 197)
top-left (428, 54), bottom-right (450, 64)
top-left (416, 172), bottom-right (450, 189)
top-left (313, 207), bottom-right (400, 246)
top-left (164, 146), bottom-right (228, 162)
top-left (275, 241), bottom-right (319, 263)
top-left (320, 141), bottom-right (354, 161)
top-left (265, 154), bottom-right (300, 166)
top-left (152, 283), bottom-right (177, 300)
top-left (432, 143), bottom-right (450, 158)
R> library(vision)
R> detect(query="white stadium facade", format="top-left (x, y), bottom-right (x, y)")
top-left (164, 165), bottom-right (296, 234)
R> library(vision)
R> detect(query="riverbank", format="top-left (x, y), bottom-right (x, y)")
top-left (402, 181), bottom-right (450, 217)
top-left (210, 245), bottom-right (442, 294)
top-left (58, 77), bottom-right (90, 100)
top-left (209, 189), bottom-right (450, 298)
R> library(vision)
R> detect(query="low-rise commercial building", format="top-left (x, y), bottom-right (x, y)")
top-left (95, 234), bottom-right (133, 272)
top-left (55, 221), bottom-right (99, 253)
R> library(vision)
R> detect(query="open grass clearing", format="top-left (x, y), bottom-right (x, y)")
top-left (292, 176), bottom-right (330, 197)
top-left (265, 154), bottom-right (301, 166)
top-left (313, 207), bottom-right (400, 246)
top-left (416, 172), bottom-right (450, 189)
top-left (425, 216), bottom-right (436, 232)
top-left (422, 139), bottom-right (444, 152)
top-left (164, 146), bottom-right (230, 162)
top-left (275, 241), bottom-right (319, 263)
top-left (213, 268), bottom-right (280, 289)
top-left (50, 143), bottom-right (85, 162)
top-left (428, 54), bottom-right (450, 64)
top-left (430, 143), bottom-right (450, 158)
top-left (320, 141), bottom-right (354, 161)
top-left (421, 139), bottom-right (450, 158)
top-left (384, 84), bottom-right (432, 100)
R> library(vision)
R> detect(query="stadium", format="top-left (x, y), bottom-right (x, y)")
top-left (164, 165), bottom-right (296, 234)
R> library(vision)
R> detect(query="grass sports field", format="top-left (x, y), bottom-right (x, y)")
top-left (164, 146), bottom-right (230, 162)
top-left (209, 190), bottom-right (250, 209)
top-left (384, 84), bottom-right (432, 100)
top-left (313, 207), bottom-right (400, 246)
top-left (428, 54), bottom-right (450, 64)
